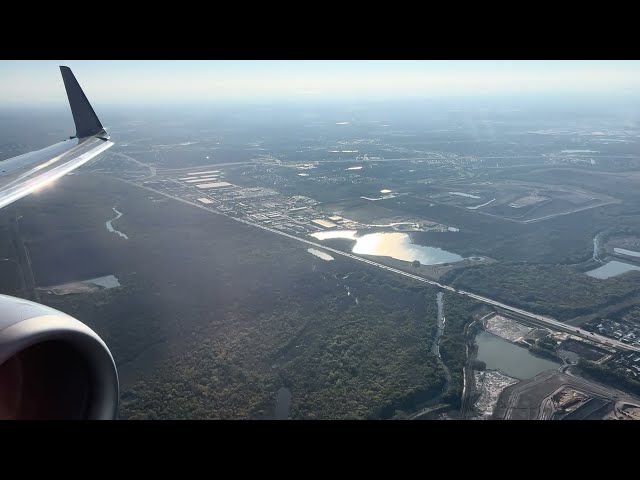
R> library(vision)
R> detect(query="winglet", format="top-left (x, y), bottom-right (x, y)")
top-left (60, 66), bottom-right (107, 140)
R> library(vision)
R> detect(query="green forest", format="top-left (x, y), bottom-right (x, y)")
top-left (113, 268), bottom-right (481, 419)
top-left (438, 293), bottom-right (478, 408)
top-left (576, 359), bottom-right (640, 397)
top-left (443, 263), bottom-right (640, 320)
top-left (1, 173), bottom-right (486, 419)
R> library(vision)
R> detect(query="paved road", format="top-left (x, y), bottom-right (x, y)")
top-left (122, 177), bottom-right (640, 355)
top-left (112, 152), bottom-right (157, 179)
top-left (501, 368), bottom-right (640, 420)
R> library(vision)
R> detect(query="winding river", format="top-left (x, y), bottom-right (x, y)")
top-left (593, 231), bottom-right (606, 263)
top-left (434, 292), bottom-right (446, 359)
top-left (105, 207), bottom-right (129, 239)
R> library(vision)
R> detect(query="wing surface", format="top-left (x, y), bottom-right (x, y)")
top-left (0, 66), bottom-right (113, 209)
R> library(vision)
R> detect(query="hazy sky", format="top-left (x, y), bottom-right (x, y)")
top-left (1, 60), bottom-right (639, 106)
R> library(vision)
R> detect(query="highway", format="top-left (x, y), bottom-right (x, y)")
top-left (243, 219), bottom-right (640, 353)
top-left (125, 178), bottom-right (640, 355)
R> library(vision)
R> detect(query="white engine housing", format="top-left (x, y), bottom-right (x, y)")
top-left (0, 294), bottom-right (118, 419)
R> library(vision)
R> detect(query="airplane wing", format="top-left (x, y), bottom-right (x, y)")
top-left (0, 66), bottom-right (119, 420)
top-left (0, 66), bottom-right (114, 209)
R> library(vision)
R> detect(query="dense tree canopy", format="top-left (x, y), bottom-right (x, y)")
top-left (444, 263), bottom-right (640, 320)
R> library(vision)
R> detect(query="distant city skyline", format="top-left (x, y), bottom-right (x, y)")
top-left (1, 60), bottom-right (639, 106)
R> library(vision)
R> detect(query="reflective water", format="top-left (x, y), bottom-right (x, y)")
top-left (614, 247), bottom-right (640, 258)
top-left (310, 230), bottom-right (463, 265)
top-left (87, 275), bottom-right (121, 289)
top-left (307, 248), bottom-right (334, 261)
top-left (475, 331), bottom-right (560, 380)
top-left (586, 260), bottom-right (640, 279)
top-left (105, 207), bottom-right (129, 240)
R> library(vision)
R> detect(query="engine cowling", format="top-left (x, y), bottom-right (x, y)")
top-left (0, 294), bottom-right (118, 419)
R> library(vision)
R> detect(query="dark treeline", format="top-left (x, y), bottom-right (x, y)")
top-left (438, 293), bottom-right (479, 408)
top-left (443, 263), bottom-right (640, 320)
top-left (116, 268), bottom-right (467, 419)
top-left (576, 359), bottom-right (640, 398)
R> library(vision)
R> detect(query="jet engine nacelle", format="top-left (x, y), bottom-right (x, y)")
top-left (0, 294), bottom-right (118, 419)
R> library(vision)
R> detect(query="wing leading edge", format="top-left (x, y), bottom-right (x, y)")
top-left (0, 66), bottom-right (114, 209)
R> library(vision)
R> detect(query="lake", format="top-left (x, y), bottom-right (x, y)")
top-left (586, 260), bottom-right (640, 279)
top-left (87, 275), bottom-right (121, 289)
top-left (476, 331), bottom-right (560, 380)
top-left (310, 230), bottom-right (463, 265)
top-left (614, 247), bottom-right (640, 258)
top-left (307, 248), bottom-right (334, 261)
